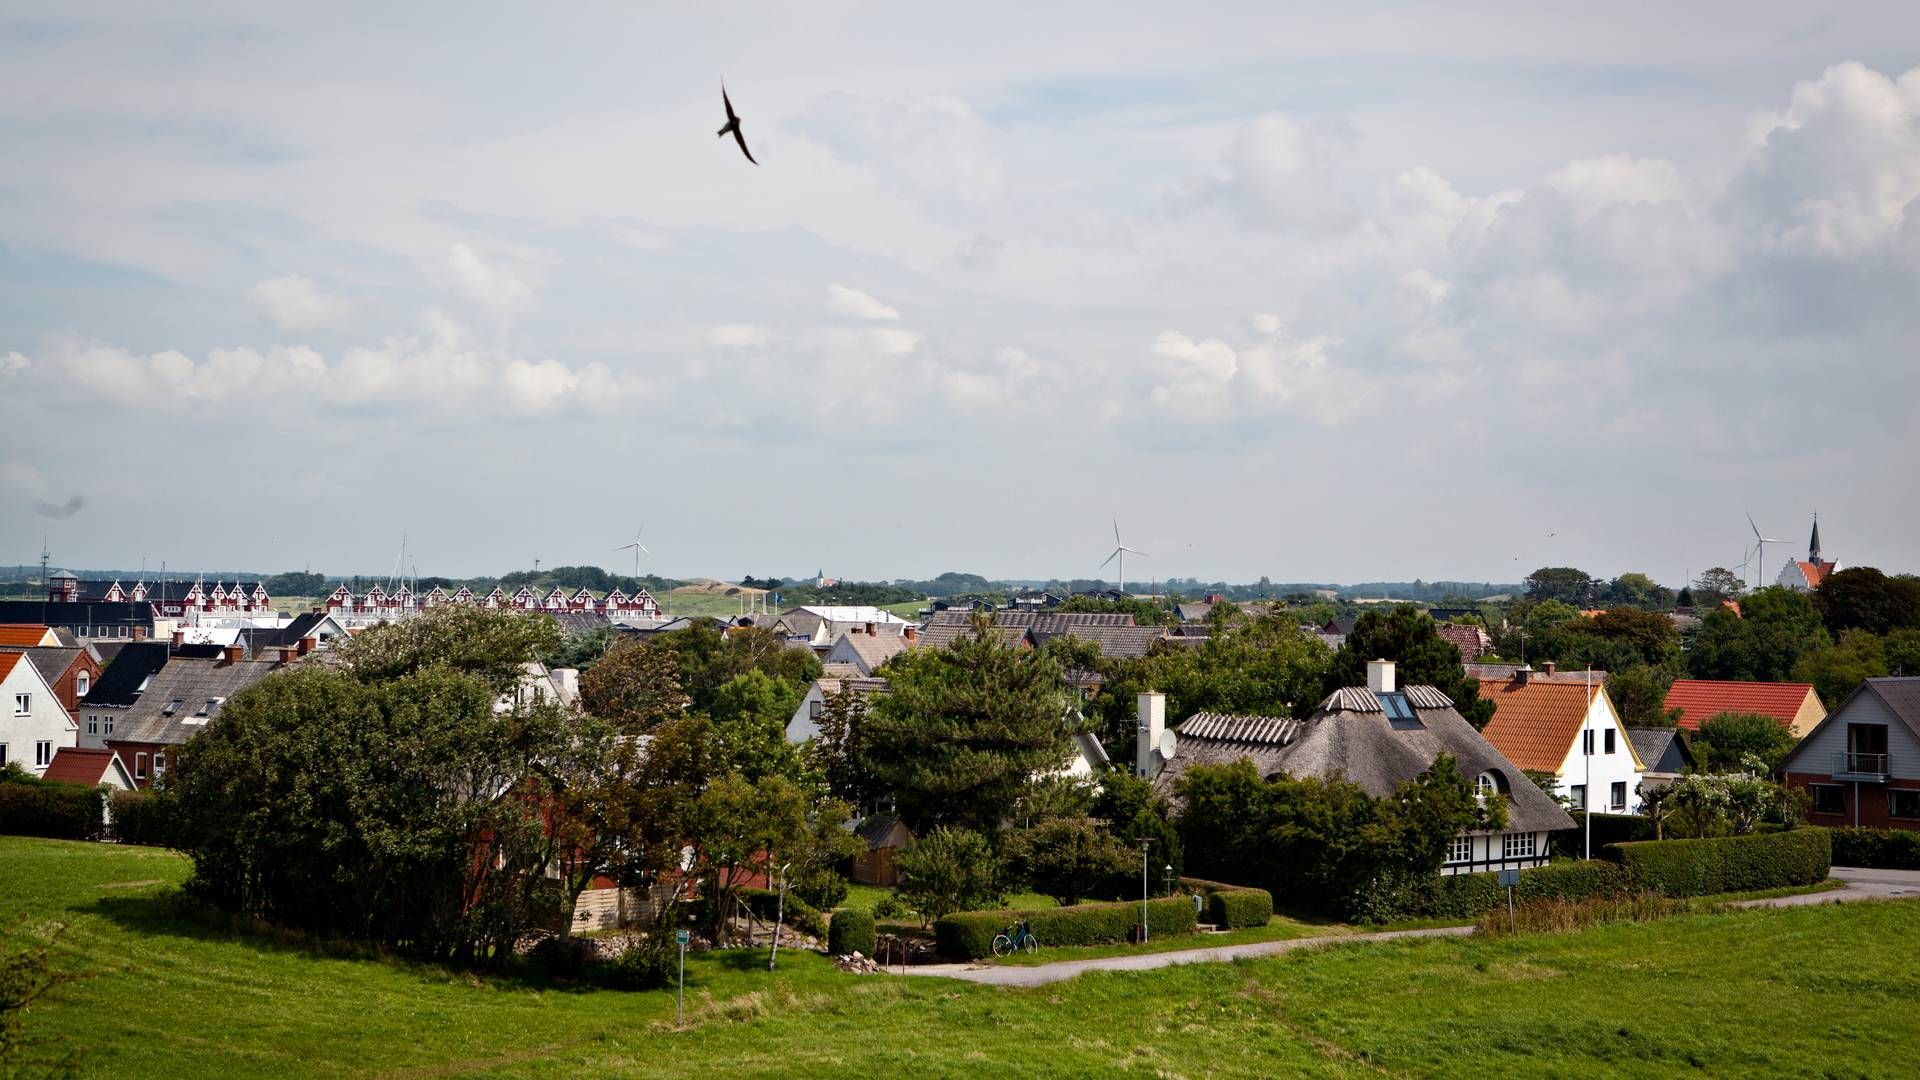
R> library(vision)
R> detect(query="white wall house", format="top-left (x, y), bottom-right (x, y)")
top-left (1482, 676), bottom-right (1647, 816)
top-left (0, 653), bottom-right (76, 776)
top-left (1554, 691), bottom-right (1646, 815)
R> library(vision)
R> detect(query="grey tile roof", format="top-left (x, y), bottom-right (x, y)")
top-left (1156, 685), bottom-right (1575, 834)
top-left (1627, 727), bottom-right (1692, 775)
top-left (88, 642), bottom-right (171, 707)
top-left (0, 646), bottom-right (81, 687)
top-left (1864, 677), bottom-right (1920, 740)
top-left (1031, 624), bottom-right (1169, 659)
top-left (115, 655), bottom-right (285, 745)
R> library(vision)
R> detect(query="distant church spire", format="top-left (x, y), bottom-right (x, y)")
top-left (1809, 513), bottom-right (1822, 564)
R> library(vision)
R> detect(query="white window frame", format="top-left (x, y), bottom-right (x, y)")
top-left (0, 743), bottom-right (7, 766)
top-left (103, 715), bottom-right (114, 735)
top-left (154, 751), bottom-right (166, 775)
top-left (134, 753), bottom-right (148, 779)
top-left (1604, 728), bottom-right (1616, 754)
top-left (1610, 781), bottom-right (1627, 811)
top-left (35, 740), bottom-right (52, 767)
top-left (77, 672), bottom-right (90, 697)
top-left (87, 715), bottom-right (98, 735)
top-left (13, 693), bottom-right (28, 716)
top-left (1446, 835), bottom-right (1473, 864)
top-left (1503, 833), bottom-right (1536, 860)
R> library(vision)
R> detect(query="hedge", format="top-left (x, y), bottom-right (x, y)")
top-left (736, 887), bottom-right (826, 938)
top-left (1209, 888), bottom-right (1274, 929)
top-left (0, 774), bottom-right (103, 840)
top-left (109, 788), bottom-right (171, 847)
top-left (1415, 860), bottom-right (1633, 920)
top-left (1552, 813), bottom-right (1656, 857)
top-left (827, 909), bottom-right (876, 957)
top-left (1830, 827), bottom-right (1920, 870)
top-left (1602, 827), bottom-right (1830, 898)
top-left (935, 896), bottom-right (1197, 960)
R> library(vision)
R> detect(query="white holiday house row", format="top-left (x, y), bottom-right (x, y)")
top-left (325, 584), bottom-right (661, 618)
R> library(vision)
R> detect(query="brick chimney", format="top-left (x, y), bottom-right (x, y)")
top-left (904, 626), bottom-right (917, 643)
top-left (1541, 660), bottom-right (1556, 678)
top-left (170, 629), bottom-right (185, 648)
top-left (132, 626), bottom-right (148, 641)
top-left (1366, 659), bottom-right (1396, 694)
top-left (222, 644), bottom-right (244, 664)
top-left (280, 645), bottom-right (301, 665)
top-left (865, 621), bottom-right (877, 636)
top-left (297, 635), bottom-right (317, 656)
top-left (1513, 664), bottom-right (1533, 687)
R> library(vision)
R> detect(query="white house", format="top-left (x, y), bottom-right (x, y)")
top-left (786, 677), bottom-right (890, 743)
top-left (1, 652), bottom-right (76, 776)
top-left (1480, 672), bottom-right (1646, 814)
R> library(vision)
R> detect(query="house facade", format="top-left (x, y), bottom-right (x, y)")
top-left (323, 583), bottom-right (660, 620)
top-left (1480, 674), bottom-right (1646, 814)
top-left (0, 652), bottom-right (74, 776)
top-left (0, 645), bottom-right (102, 722)
top-left (1779, 677), bottom-right (1920, 830)
top-left (1775, 517), bottom-right (1839, 592)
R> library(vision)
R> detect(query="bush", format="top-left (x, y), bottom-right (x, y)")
top-left (527, 935), bottom-right (592, 978)
top-left (1603, 827), bottom-right (1831, 898)
top-left (934, 896), bottom-right (1196, 960)
top-left (1416, 860), bottom-right (1632, 920)
top-left (791, 868), bottom-right (848, 912)
top-left (109, 788), bottom-right (170, 847)
top-left (1208, 888), bottom-right (1273, 929)
top-left (1552, 813), bottom-right (1654, 857)
top-left (608, 938), bottom-right (675, 990)
top-left (895, 826), bottom-right (1002, 922)
top-left (827, 909), bottom-right (876, 957)
top-left (1830, 827), bottom-right (1920, 870)
top-left (871, 892), bottom-right (914, 921)
top-left (735, 888), bottom-right (826, 938)
top-left (0, 768), bottom-right (102, 840)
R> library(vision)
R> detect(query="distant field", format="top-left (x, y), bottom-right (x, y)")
top-left (7, 837), bottom-right (1919, 1078)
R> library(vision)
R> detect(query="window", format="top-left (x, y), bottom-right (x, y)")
top-left (76, 672), bottom-right (90, 697)
top-left (1446, 835), bottom-right (1473, 864)
top-left (0, 744), bottom-right (7, 766)
top-left (195, 699), bottom-right (218, 718)
top-left (1379, 693), bottom-right (1423, 729)
top-left (118, 626), bottom-right (129, 638)
top-left (13, 694), bottom-right (28, 716)
top-left (1582, 730), bottom-right (1595, 755)
top-left (163, 700), bottom-right (184, 717)
top-left (1570, 784), bottom-right (1587, 810)
top-left (1503, 833), bottom-right (1536, 859)
top-left (1610, 781), bottom-right (1627, 811)
top-left (809, 700), bottom-right (823, 719)
top-left (1810, 785), bottom-right (1845, 814)
top-left (134, 753), bottom-right (148, 780)
top-left (103, 715), bottom-right (114, 735)
top-left (87, 715), bottom-right (98, 735)
top-left (1604, 729), bottom-right (1616, 754)
top-left (153, 752), bottom-right (166, 775)
top-left (1890, 790), bottom-right (1920, 820)
top-left (35, 741), bottom-right (52, 767)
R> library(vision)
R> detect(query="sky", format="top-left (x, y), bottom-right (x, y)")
top-left (3, 3), bottom-right (1919, 587)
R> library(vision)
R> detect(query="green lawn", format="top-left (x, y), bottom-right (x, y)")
top-left (7, 837), bottom-right (1919, 1078)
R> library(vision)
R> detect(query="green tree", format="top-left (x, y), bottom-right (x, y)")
top-left (578, 639), bottom-right (691, 733)
top-left (1814, 567), bottom-right (1920, 636)
top-left (1606, 664), bottom-right (1681, 728)
top-left (707, 670), bottom-right (803, 780)
top-left (1603, 572), bottom-right (1673, 610)
top-left (1693, 712), bottom-right (1799, 772)
top-left (1793, 629), bottom-right (1889, 708)
top-left (1692, 568), bottom-right (1746, 608)
top-left (1325, 605), bottom-right (1494, 728)
top-left (690, 773), bottom-right (811, 943)
top-left (657, 621), bottom-right (822, 711)
top-left (1887, 629), bottom-right (1920, 678)
top-left (1007, 817), bottom-right (1134, 905)
top-left (807, 684), bottom-right (879, 809)
top-left (1057, 594), bottom-right (1175, 626)
top-left (1090, 769), bottom-right (1183, 881)
top-left (864, 614), bottom-right (1073, 833)
top-left (895, 826), bottom-right (1002, 921)
top-left (542, 625), bottom-right (613, 672)
top-left (1688, 587), bottom-right (1830, 682)
top-left (1524, 567), bottom-right (1598, 606)
top-left (338, 604), bottom-right (561, 694)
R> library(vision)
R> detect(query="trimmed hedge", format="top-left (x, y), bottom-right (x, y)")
top-left (109, 788), bottom-right (171, 847)
top-left (1830, 827), bottom-right (1920, 870)
top-left (1415, 860), bottom-right (1632, 920)
top-left (0, 774), bottom-right (103, 840)
top-left (1552, 813), bottom-right (1655, 857)
top-left (1603, 827), bottom-right (1830, 898)
top-left (935, 896), bottom-right (1197, 960)
top-left (827, 909), bottom-right (876, 957)
top-left (1208, 888), bottom-right (1274, 929)
top-left (737, 887), bottom-right (826, 938)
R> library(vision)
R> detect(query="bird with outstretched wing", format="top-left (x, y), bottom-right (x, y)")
top-left (717, 83), bottom-right (757, 165)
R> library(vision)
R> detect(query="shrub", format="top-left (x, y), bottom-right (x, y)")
top-left (1552, 813), bottom-right (1653, 857)
top-left (0, 768), bottom-right (102, 840)
top-left (608, 937), bottom-right (675, 990)
top-left (871, 892), bottom-right (914, 921)
top-left (109, 788), bottom-right (170, 847)
top-left (1208, 888), bottom-right (1273, 929)
top-left (895, 826), bottom-right (1002, 922)
top-left (934, 896), bottom-right (1196, 960)
top-left (1416, 860), bottom-right (1632, 920)
top-left (791, 868), bottom-right (848, 912)
top-left (1603, 827), bottom-right (1831, 898)
top-left (1006, 816), bottom-right (1134, 906)
top-left (527, 935), bottom-right (592, 978)
top-left (1830, 827), bottom-right (1920, 870)
top-left (735, 887), bottom-right (826, 938)
top-left (827, 909), bottom-right (876, 957)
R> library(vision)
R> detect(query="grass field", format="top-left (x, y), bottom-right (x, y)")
top-left (6, 838), bottom-right (1918, 1078)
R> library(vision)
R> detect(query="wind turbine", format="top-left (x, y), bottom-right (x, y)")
top-left (1733, 544), bottom-right (1756, 588)
top-left (613, 526), bottom-right (651, 580)
top-left (1746, 514), bottom-right (1785, 590)
top-left (1099, 519), bottom-right (1147, 595)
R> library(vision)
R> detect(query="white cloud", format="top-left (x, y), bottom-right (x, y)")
top-left (2, 352), bottom-right (30, 375)
top-left (1544, 154), bottom-right (1687, 217)
top-left (709, 324), bottom-right (771, 349)
top-left (1178, 112), bottom-right (1359, 233)
top-left (446, 242), bottom-right (534, 314)
top-left (247, 275), bottom-right (347, 335)
top-left (826, 284), bottom-right (901, 320)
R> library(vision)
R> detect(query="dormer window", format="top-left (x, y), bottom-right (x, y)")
top-left (1377, 692), bottom-right (1422, 729)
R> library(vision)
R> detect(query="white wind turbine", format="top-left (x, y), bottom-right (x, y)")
top-left (613, 526), bottom-right (652, 579)
top-left (1746, 513), bottom-right (1785, 590)
top-left (1099, 519), bottom-right (1147, 595)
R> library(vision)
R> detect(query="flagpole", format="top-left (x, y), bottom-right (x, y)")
top-left (1584, 663), bottom-right (1593, 861)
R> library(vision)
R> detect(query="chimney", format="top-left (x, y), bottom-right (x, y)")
top-left (1136, 692), bottom-right (1166, 779)
top-left (170, 629), bottom-right (185, 648)
top-left (280, 645), bottom-right (301, 665)
top-left (904, 626), bottom-right (917, 643)
top-left (133, 626), bottom-right (148, 641)
top-left (298, 635), bottom-right (317, 656)
top-left (1366, 659), bottom-right (1396, 694)
top-left (865, 621), bottom-right (877, 636)
top-left (1541, 660), bottom-right (1556, 678)
top-left (553, 668), bottom-right (580, 703)
top-left (222, 644), bottom-right (245, 664)
top-left (1513, 664), bottom-right (1533, 687)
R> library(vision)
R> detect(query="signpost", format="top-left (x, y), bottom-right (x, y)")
top-left (1498, 868), bottom-right (1520, 933)
top-left (675, 929), bottom-right (690, 1027)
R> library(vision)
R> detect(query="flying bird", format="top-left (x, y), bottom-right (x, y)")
top-left (717, 83), bottom-right (757, 165)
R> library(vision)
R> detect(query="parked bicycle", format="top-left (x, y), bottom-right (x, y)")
top-left (991, 919), bottom-right (1037, 957)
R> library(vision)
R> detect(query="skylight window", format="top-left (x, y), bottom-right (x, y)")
top-left (1377, 692), bottom-right (1423, 729)
top-left (162, 699), bottom-right (184, 716)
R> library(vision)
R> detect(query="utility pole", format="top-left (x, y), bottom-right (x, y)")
top-left (1136, 838), bottom-right (1154, 943)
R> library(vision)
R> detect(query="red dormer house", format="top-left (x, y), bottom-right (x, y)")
top-left (326, 585), bottom-right (353, 611)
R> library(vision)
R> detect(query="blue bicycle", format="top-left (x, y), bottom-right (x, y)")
top-left (991, 919), bottom-right (1037, 957)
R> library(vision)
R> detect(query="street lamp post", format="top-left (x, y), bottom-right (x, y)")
top-left (1136, 838), bottom-right (1153, 943)
top-left (1163, 863), bottom-right (1174, 897)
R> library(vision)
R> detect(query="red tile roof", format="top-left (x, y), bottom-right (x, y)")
top-left (1479, 680), bottom-right (1598, 773)
top-left (41, 747), bottom-right (123, 786)
top-left (1435, 624), bottom-right (1492, 661)
top-left (0, 625), bottom-right (53, 648)
top-left (1786, 560), bottom-right (1836, 589)
top-left (1663, 680), bottom-right (1815, 731)
top-left (0, 653), bottom-right (20, 680)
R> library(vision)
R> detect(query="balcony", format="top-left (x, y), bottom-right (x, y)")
top-left (1832, 752), bottom-right (1890, 782)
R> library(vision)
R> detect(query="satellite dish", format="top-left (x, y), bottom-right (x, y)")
top-left (1158, 730), bottom-right (1178, 760)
